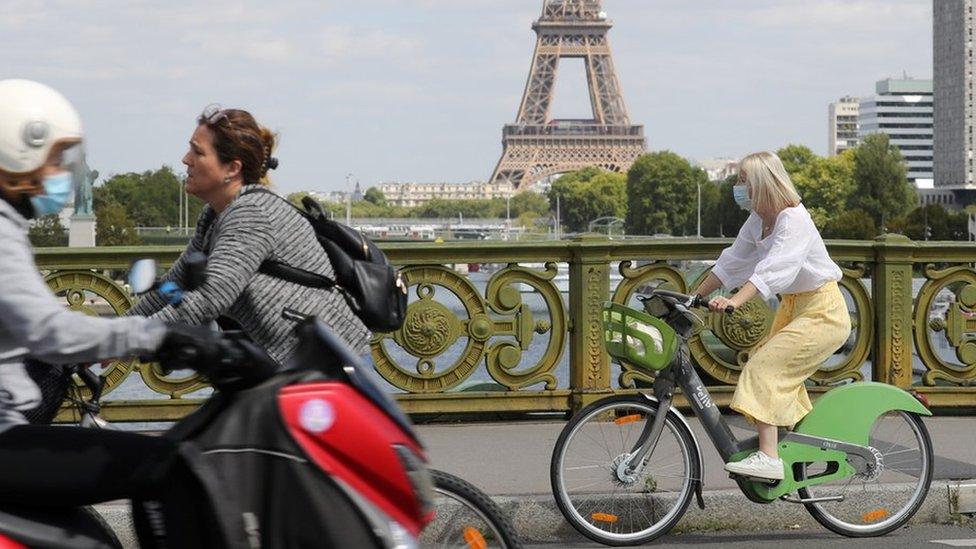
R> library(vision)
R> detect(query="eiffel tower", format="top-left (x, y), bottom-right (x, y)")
top-left (490, 0), bottom-right (646, 190)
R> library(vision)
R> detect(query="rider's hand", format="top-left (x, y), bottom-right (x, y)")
top-left (153, 323), bottom-right (218, 375)
top-left (707, 295), bottom-right (734, 313)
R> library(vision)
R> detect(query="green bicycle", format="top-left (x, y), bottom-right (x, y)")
top-left (550, 289), bottom-right (933, 546)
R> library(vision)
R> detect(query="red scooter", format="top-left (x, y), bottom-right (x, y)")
top-left (0, 255), bottom-right (435, 548)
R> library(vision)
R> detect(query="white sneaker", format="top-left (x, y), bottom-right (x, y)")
top-left (724, 451), bottom-right (784, 480)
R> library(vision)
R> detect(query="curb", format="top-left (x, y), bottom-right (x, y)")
top-left (94, 481), bottom-right (963, 546)
top-left (503, 481), bottom-right (958, 543)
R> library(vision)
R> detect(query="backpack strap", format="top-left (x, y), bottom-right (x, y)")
top-left (258, 260), bottom-right (338, 290)
top-left (237, 186), bottom-right (342, 291)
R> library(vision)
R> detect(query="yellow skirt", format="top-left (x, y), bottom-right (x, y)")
top-left (729, 281), bottom-right (852, 427)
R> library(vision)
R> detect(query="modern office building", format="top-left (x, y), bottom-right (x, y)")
top-left (858, 78), bottom-right (934, 184)
top-left (828, 97), bottom-right (860, 156)
top-left (934, 0), bottom-right (976, 191)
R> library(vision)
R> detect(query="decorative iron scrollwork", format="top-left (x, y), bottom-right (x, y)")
top-left (915, 265), bottom-right (976, 386)
top-left (44, 270), bottom-right (136, 398)
top-left (372, 264), bottom-right (567, 393)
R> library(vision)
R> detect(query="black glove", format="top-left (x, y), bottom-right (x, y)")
top-left (153, 323), bottom-right (219, 375)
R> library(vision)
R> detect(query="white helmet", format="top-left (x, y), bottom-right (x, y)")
top-left (0, 79), bottom-right (83, 175)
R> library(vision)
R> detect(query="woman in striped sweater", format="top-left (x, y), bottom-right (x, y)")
top-left (128, 106), bottom-right (371, 366)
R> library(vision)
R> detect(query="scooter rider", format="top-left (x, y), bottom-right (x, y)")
top-left (0, 79), bottom-right (223, 547)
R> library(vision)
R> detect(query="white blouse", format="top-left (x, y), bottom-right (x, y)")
top-left (712, 204), bottom-right (842, 299)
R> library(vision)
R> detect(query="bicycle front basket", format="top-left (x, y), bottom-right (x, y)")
top-left (602, 302), bottom-right (678, 372)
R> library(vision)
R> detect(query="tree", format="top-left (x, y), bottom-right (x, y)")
top-left (94, 166), bottom-right (205, 228)
top-left (548, 168), bottom-right (627, 232)
top-left (822, 209), bottom-right (878, 240)
top-left (784, 148), bottom-right (856, 228)
top-left (28, 215), bottom-right (68, 247)
top-left (714, 176), bottom-right (751, 237)
top-left (286, 191), bottom-right (311, 208)
top-left (96, 202), bottom-right (140, 246)
top-left (777, 144), bottom-right (818, 176)
top-left (410, 198), bottom-right (501, 219)
top-left (626, 152), bottom-right (707, 236)
top-left (849, 134), bottom-right (916, 232)
top-left (364, 187), bottom-right (386, 207)
top-left (697, 180), bottom-right (722, 236)
top-left (890, 204), bottom-right (969, 241)
top-left (508, 190), bottom-right (549, 218)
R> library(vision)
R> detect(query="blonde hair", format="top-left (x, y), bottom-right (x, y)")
top-left (738, 151), bottom-right (801, 213)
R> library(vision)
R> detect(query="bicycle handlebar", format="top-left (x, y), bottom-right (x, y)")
top-left (642, 289), bottom-right (735, 315)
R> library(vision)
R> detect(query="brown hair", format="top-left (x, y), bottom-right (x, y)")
top-left (198, 107), bottom-right (277, 186)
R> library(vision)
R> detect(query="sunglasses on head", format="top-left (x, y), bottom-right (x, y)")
top-left (200, 104), bottom-right (234, 130)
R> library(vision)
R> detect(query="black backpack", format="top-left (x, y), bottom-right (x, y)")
top-left (244, 187), bottom-right (407, 332)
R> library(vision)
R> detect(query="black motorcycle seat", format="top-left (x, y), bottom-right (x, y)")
top-left (0, 505), bottom-right (120, 548)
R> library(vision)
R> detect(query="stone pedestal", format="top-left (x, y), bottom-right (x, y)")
top-left (68, 214), bottom-right (96, 247)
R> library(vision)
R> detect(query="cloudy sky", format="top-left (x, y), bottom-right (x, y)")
top-left (3, 0), bottom-right (932, 194)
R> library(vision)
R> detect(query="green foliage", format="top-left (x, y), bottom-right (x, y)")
top-left (778, 146), bottom-right (856, 228)
top-left (889, 204), bottom-right (969, 241)
top-left (291, 187), bottom-right (551, 223)
top-left (626, 152), bottom-right (707, 236)
top-left (364, 187), bottom-right (386, 207)
top-left (96, 202), bottom-right (140, 246)
top-left (548, 168), bottom-right (627, 232)
top-left (694, 178), bottom-right (721, 237)
top-left (508, 190), bottom-right (549, 218)
top-left (822, 208), bottom-right (878, 240)
top-left (94, 166), bottom-right (205, 228)
top-left (286, 191), bottom-right (310, 208)
top-left (850, 134), bottom-right (916, 231)
top-left (714, 176), bottom-right (751, 237)
top-left (28, 215), bottom-right (68, 247)
top-left (777, 144), bottom-right (818, 175)
top-left (409, 198), bottom-right (501, 219)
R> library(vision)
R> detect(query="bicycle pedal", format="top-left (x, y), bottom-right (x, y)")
top-left (728, 472), bottom-right (780, 486)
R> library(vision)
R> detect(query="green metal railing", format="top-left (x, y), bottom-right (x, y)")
top-left (34, 233), bottom-right (976, 422)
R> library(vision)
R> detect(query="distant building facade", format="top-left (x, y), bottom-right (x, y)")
top-left (859, 78), bottom-right (934, 184)
top-left (915, 179), bottom-right (958, 207)
top-left (379, 181), bottom-right (515, 208)
top-left (693, 158), bottom-right (739, 183)
top-left (309, 190), bottom-right (351, 204)
top-left (828, 96), bottom-right (860, 156)
top-left (934, 0), bottom-right (976, 191)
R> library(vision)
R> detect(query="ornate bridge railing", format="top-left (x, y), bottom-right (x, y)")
top-left (34, 234), bottom-right (976, 422)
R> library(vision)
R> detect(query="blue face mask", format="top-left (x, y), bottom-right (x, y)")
top-left (733, 185), bottom-right (752, 211)
top-left (30, 172), bottom-right (73, 217)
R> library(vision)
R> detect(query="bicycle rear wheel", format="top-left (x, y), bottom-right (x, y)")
top-left (799, 411), bottom-right (933, 537)
top-left (550, 395), bottom-right (699, 546)
top-left (420, 469), bottom-right (522, 549)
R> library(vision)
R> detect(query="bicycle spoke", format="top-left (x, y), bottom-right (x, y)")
top-left (555, 399), bottom-right (696, 544)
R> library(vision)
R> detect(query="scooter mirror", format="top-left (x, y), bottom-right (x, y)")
top-left (128, 259), bottom-right (157, 294)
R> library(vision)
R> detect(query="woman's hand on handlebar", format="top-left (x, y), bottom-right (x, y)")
top-left (707, 295), bottom-right (736, 314)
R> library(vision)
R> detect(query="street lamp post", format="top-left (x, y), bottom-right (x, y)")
top-left (697, 181), bottom-right (702, 238)
top-left (345, 173), bottom-right (353, 227)
top-left (506, 194), bottom-right (512, 241)
top-left (555, 194), bottom-right (561, 240)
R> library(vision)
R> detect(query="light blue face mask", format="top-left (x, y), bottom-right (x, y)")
top-left (732, 185), bottom-right (752, 211)
top-left (30, 172), bottom-right (73, 217)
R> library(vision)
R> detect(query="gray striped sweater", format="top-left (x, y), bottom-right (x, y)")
top-left (127, 186), bottom-right (371, 365)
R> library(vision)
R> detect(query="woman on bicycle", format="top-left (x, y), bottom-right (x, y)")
top-left (694, 151), bottom-right (851, 481)
top-left (127, 106), bottom-right (371, 365)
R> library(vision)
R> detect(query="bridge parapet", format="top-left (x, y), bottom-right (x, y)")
top-left (33, 234), bottom-right (976, 421)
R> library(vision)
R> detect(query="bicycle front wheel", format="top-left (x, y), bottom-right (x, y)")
top-left (551, 395), bottom-right (700, 546)
top-left (799, 410), bottom-right (933, 537)
top-left (419, 469), bottom-right (522, 549)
